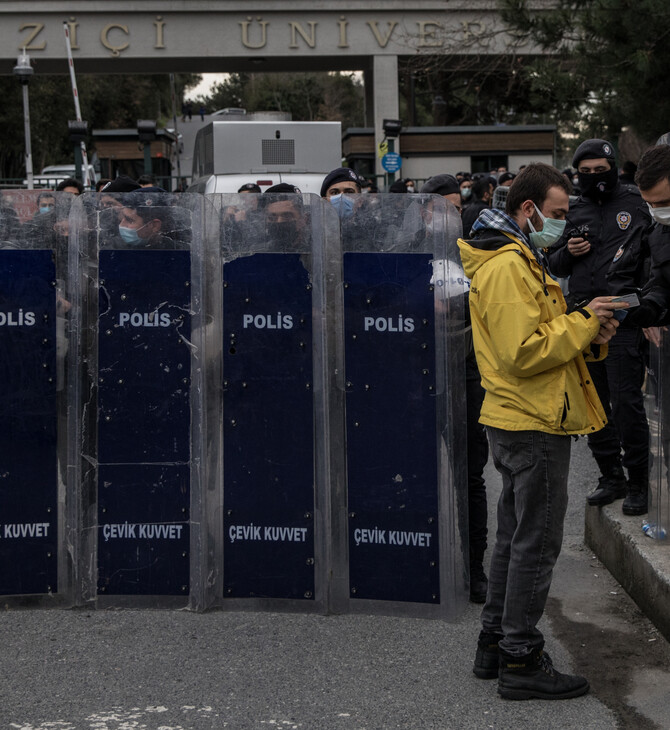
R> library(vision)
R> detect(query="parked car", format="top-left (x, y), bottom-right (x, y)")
top-left (25, 164), bottom-right (99, 189)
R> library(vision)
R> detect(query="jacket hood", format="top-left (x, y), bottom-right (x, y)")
top-left (458, 208), bottom-right (548, 281)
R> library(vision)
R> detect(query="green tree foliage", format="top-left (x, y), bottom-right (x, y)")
top-left (499, 0), bottom-right (670, 144)
top-left (0, 73), bottom-right (199, 179)
top-left (398, 57), bottom-right (554, 128)
top-left (194, 72), bottom-right (364, 129)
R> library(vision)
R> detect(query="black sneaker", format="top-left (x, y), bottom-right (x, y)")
top-left (473, 631), bottom-right (503, 679)
top-left (587, 471), bottom-right (627, 506)
top-left (622, 480), bottom-right (648, 516)
top-left (622, 491), bottom-right (648, 515)
top-left (498, 647), bottom-right (589, 700)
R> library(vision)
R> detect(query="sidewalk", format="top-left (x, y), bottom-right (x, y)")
top-left (586, 500), bottom-right (670, 642)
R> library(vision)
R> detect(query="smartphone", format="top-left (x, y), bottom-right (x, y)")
top-left (611, 293), bottom-right (640, 307)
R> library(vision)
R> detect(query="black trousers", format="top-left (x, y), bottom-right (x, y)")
top-left (467, 374), bottom-right (489, 560)
top-left (586, 327), bottom-right (649, 474)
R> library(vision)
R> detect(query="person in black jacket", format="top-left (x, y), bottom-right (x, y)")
top-left (461, 176), bottom-right (495, 236)
top-left (547, 138), bottom-right (653, 516)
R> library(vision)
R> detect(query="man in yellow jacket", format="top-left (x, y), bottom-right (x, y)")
top-left (458, 162), bottom-right (628, 700)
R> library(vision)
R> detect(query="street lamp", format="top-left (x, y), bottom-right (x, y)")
top-left (13, 49), bottom-right (34, 190)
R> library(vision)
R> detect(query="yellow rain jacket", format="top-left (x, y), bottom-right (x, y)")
top-left (457, 230), bottom-right (608, 435)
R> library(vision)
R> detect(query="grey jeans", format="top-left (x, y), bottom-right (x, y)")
top-left (481, 426), bottom-right (571, 656)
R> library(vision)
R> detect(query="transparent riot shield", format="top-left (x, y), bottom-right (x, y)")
top-left (69, 191), bottom-right (205, 607)
top-left (644, 332), bottom-right (669, 539)
top-left (0, 190), bottom-right (74, 603)
top-left (206, 193), bottom-right (329, 612)
top-left (328, 194), bottom-right (468, 618)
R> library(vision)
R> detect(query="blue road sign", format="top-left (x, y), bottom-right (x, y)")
top-left (381, 153), bottom-right (402, 173)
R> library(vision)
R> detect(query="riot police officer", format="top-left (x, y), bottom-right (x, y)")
top-left (547, 139), bottom-right (653, 515)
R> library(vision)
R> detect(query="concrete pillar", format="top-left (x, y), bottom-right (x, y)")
top-left (372, 55), bottom-right (399, 182)
top-left (363, 67), bottom-right (375, 128)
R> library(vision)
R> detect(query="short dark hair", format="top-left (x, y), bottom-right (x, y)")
top-left (635, 146), bottom-right (670, 191)
top-left (472, 177), bottom-right (493, 200)
top-left (55, 177), bottom-right (84, 194)
top-left (505, 163), bottom-right (571, 215)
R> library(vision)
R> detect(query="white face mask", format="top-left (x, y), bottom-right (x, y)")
top-left (648, 202), bottom-right (670, 226)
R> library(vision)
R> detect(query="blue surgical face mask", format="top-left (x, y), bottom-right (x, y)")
top-left (118, 224), bottom-right (143, 245)
top-left (39, 206), bottom-right (53, 215)
top-left (329, 193), bottom-right (355, 220)
top-left (527, 203), bottom-right (567, 248)
top-left (461, 187), bottom-right (472, 200)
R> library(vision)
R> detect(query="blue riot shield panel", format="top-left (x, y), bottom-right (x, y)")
top-left (0, 250), bottom-right (58, 594)
top-left (211, 193), bottom-right (327, 607)
top-left (70, 192), bottom-right (203, 604)
top-left (97, 248), bottom-right (191, 596)
top-left (344, 251), bottom-right (439, 602)
top-left (333, 194), bottom-right (467, 615)
top-left (0, 190), bottom-right (74, 600)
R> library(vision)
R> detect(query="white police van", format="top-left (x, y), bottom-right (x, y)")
top-left (188, 110), bottom-right (341, 195)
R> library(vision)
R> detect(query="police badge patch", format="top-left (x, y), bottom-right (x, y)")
top-left (616, 211), bottom-right (632, 230)
top-left (613, 244), bottom-right (625, 262)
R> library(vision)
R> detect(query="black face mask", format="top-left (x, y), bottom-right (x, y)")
top-left (577, 167), bottom-right (618, 200)
top-left (267, 221), bottom-right (299, 247)
top-left (99, 207), bottom-right (119, 232)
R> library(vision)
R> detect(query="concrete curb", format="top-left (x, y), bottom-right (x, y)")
top-left (585, 503), bottom-right (670, 643)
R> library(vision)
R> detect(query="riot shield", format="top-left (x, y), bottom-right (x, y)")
top-left (644, 334), bottom-right (669, 539)
top-left (328, 194), bottom-right (468, 617)
top-left (69, 191), bottom-right (205, 606)
top-left (207, 193), bottom-right (329, 611)
top-left (0, 190), bottom-right (73, 602)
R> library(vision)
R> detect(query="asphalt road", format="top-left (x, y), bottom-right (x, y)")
top-left (1, 439), bottom-right (669, 730)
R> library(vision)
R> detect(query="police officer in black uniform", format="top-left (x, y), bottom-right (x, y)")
top-left (547, 138), bottom-right (653, 515)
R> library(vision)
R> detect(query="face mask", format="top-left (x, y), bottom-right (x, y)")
top-left (527, 203), bottom-right (567, 249)
top-left (406, 186), bottom-right (415, 193)
top-left (118, 225), bottom-right (142, 245)
top-left (329, 193), bottom-right (355, 220)
top-left (99, 208), bottom-right (118, 231)
top-left (648, 203), bottom-right (670, 226)
top-left (267, 221), bottom-right (299, 245)
top-left (39, 206), bottom-right (53, 215)
top-left (577, 167), bottom-right (618, 199)
top-left (461, 187), bottom-right (472, 200)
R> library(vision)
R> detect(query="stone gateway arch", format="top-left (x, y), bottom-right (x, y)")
top-left (0, 1), bottom-right (532, 175)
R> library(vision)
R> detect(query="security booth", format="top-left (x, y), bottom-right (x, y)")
top-left (203, 192), bottom-right (332, 612)
top-left (68, 191), bottom-right (206, 607)
top-left (327, 193), bottom-right (468, 617)
top-left (0, 190), bottom-right (74, 602)
top-left (644, 338), bottom-right (670, 539)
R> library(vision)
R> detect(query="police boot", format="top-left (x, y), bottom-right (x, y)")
top-left (473, 631), bottom-right (503, 679)
top-left (498, 646), bottom-right (589, 701)
top-left (586, 462), bottom-right (627, 506)
top-left (469, 552), bottom-right (488, 604)
top-left (622, 468), bottom-right (648, 516)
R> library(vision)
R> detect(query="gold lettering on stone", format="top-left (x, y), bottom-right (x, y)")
top-left (18, 23), bottom-right (46, 51)
top-left (338, 17), bottom-right (349, 48)
top-left (461, 21), bottom-right (485, 42)
top-left (289, 21), bottom-right (317, 49)
top-left (417, 21), bottom-right (443, 47)
top-left (101, 24), bottom-right (130, 57)
top-left (67, 18), bottom-right (79, 50)
top-left (366, 21), bottom-right (398, 49)
top-left (240, 17), bottom-right (268, 49)
top-left (154, 17), bottom-right (166, 49)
